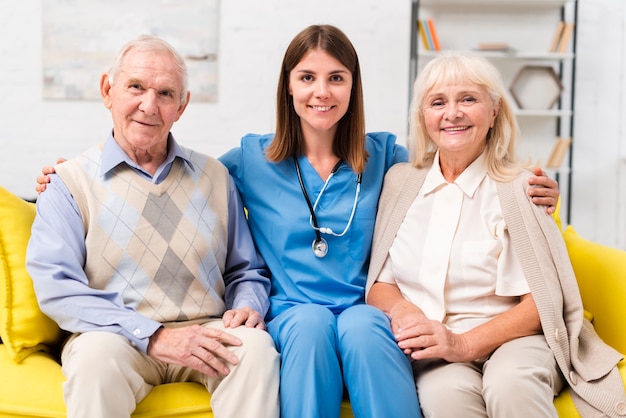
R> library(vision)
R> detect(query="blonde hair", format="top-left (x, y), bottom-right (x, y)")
top-left (408, 53), bottom-right (521, 181)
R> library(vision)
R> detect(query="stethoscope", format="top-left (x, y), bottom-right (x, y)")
top-left (294, 156), bottom-right (362, 258)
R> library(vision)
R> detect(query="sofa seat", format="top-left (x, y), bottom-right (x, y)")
top-left (0, 342), bottom-right (356, 418)
top-left (0, 345), bottom-right (214, 418)
top-left (1, 184), bottom-right (624, 417)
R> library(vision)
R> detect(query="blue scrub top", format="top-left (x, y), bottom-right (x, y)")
top-left (220, 132), bottom-right (408, 320)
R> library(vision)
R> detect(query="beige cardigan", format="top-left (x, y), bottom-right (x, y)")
top-left (366, 163), bottom-right (626, 417)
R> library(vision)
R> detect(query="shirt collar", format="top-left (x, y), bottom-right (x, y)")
top-left (422, 150), bottom-right (487, 198)
top-left (100, 131), bottom-right (194, 179)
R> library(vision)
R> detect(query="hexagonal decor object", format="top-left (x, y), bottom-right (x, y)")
top-left (509, 65), bottom-right (563, 110)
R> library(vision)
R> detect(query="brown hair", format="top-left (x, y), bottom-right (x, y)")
top-left (265, 25), bottom-right (368, 173)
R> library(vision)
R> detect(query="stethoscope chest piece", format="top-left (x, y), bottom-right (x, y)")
top-left (312, 237), bottom-right (328, 258)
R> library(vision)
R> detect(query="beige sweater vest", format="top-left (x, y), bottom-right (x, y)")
top-left (56, 144), bottom-right (231, 323)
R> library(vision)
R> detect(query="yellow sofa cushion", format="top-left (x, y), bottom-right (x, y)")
top-left (0, 186), bottom-right (63, 363)
top-left (0, 345), bottom-right (66, 417)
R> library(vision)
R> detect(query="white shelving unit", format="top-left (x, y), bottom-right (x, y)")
top-left (410, 0), bottom-right (578, 222)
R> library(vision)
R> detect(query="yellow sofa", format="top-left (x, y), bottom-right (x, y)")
top-left (0, 185), bottom-right (624, 417)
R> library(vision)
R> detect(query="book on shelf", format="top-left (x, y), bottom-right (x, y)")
top-left (557, 22), bottom-right (575, 53)
top-left (427, 19), bottom-right (441, 51)
top-left (549, 22), bottom-right (575, 53)
top-left (417, 18), bottom-right (440, 51)
top-left (545, 137), bottom-right (572, 169)
top-left (476, 43), bottom-right (512, 52)
top-left (549, 21), bottom-right (565, 53)
top-left (418, 19), bottom-right (431, 51)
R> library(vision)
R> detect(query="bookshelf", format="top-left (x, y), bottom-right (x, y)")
top-left (409, 0), bottom-right (578, 222)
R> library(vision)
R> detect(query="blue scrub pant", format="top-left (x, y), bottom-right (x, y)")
top-left (268, 303), bottom-right (421, 418)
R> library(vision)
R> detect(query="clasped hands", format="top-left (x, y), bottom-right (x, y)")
top-left (390, 300), bottom-right (472, 363)
top-left (147, 307), bottom-right (266, 378)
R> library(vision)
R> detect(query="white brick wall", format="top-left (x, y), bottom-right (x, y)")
top-left (0, 1), bottom-right (624, 249)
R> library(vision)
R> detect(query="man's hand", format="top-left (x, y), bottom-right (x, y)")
top-left (222, 307), bottom-right (267, 330)
top-left (147, 325), bottom-right (242, 377)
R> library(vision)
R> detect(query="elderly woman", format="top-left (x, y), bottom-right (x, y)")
top-left (366, 53), bottom-right (625, 418)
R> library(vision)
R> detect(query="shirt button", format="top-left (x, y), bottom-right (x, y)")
top-left (133, 329), bottom-right (141, 336)
top-left (569, 371), bottom-right (577, 385)
top-left (615, 401), bottom-right (626, 415)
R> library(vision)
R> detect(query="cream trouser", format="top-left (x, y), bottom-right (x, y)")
top-left (61, 320), bottom-right (280, 418)
top-left (413, 335), bottom-right (565, 418)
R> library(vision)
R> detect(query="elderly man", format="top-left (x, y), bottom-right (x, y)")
top-left (26, 35), bottom-right (279, 418)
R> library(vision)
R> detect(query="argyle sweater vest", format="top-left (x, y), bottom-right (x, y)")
top-left (56, 144), bottom-right (230, 322)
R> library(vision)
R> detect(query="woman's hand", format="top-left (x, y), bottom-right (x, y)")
top-left (528, 167), bottom-right (560, 214)
top-left (35, 158), bottom-right (66, 194)
top-left (388, 299), bottom-right (428, 338)
top-left (395, 318), bottom-right (472, 363)
top-left (222, 307), bottom-right (267, 330)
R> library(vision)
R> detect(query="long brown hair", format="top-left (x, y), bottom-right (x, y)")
top-left (265, 25), bottom-right (368, 173)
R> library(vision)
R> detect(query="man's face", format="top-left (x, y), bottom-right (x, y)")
top-left (101, 48), bottom-right (189, 158)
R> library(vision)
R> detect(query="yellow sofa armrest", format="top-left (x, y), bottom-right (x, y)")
top-left (562, 225), bottom-right (626, 354)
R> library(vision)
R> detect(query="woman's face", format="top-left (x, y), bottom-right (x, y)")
top-left (288, 48), bottom-right (352, 139)
top-left (422, 81), bottom-right (498, 160)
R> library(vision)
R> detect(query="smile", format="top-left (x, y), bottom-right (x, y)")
top-left (443, 126), bottom-right (469, 132)
top-left (135, 120), bottom-right (157, 127)
top-left (310, 105), bottom-right (334, 111)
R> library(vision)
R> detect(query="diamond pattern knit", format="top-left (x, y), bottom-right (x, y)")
top-left (56, 144), bottom-right (230, 322)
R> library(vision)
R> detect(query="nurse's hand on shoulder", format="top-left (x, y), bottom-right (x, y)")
top-left (35, 158), bottom-right (66, 194)
top-left (528, 167), bottom-right (560, 214)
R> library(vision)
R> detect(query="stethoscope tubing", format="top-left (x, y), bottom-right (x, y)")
top-left (293, 156), bottom-right (362, 240)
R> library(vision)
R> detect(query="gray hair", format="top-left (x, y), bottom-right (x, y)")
top-left (107, 34), bottom-right (189, 105)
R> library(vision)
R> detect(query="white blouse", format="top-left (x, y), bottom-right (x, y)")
top-left (377, 152), bottom-right (530, 333)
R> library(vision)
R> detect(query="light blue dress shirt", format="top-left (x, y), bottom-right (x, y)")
top-left (26, 133), bottom-right (270, 353)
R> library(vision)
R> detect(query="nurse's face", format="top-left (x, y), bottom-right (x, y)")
top-left (288, 48), bottom-right (352, 139)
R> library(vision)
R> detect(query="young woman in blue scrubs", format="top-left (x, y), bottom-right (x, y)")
top-left (219, 25), bottom-right (421, 418)
top-left (219, 25), bottom-right (559, 418)
top-left (36, 24), bottom-right (560, 418)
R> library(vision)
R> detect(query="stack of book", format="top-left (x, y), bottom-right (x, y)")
top-left (418, 19), bottom-right (440, 51)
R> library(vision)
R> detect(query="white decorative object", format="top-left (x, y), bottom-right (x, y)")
top-left (509, 65), bottom-right (563, 110)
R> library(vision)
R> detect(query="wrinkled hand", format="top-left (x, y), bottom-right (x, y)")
top-left (388, 299), bottom-right (428, 337)
top-left (147, 324), bottom-right (241, 378)
top-left (528, 167), bottom-right (560, 214)
top-left (222, 307), bottom-right (266, 330)
top-left (395, 319), bottom-right (472, 363)
top-left (35, 158), bottom-right (65, 194)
